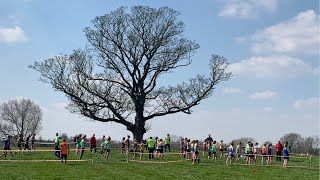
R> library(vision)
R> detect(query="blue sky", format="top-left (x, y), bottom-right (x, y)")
top-left (0, 0), bottom-right (319, 143)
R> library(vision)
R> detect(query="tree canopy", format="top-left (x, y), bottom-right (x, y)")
top-left (30, 6), bottom-right (232, 140)
top-left (0, 98), bottom-right (42, 139)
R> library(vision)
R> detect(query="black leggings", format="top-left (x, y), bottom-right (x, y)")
top-left (165, 144), bottom-right (170, 152)
top-left (80, 148), bottom-right (85, 159)
top-left (148, 148), bottom-right (154, 159)
top-left (276, 152), bottom-right (282, 161)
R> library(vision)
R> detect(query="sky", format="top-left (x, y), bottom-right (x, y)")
top-left (0, 0), bottom-right (319, 144)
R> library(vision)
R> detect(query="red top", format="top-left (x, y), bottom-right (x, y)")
top-left (275, 143), bottom-right (283, 152)
top-left (90, 136), bottom-right (96, 145)
top-left (61, 142), bottom-right (68, 155)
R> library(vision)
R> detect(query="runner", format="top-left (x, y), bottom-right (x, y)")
top-left (186, 139), bottom-right (191, 160)
top-left (246, 142), bottom-right (253, 165)
top-left (31, 134), bottom-right (36, 150)
top-left (219, 140), bottom-right (224, 158)
top-left (183, 137), bottom-right (188, 158)
top-left (202, 141), bottom-right (207, 157)
top-left (267, 143), bottom-right (273, 165)
top-left (245, 141), bottom-right (250, 163)
top-left (100, 135), bottom-right (106, 154)
top-left (79, 135), bottom-right (86, 159)
top-left (24, 134), bottom-right (31, 150)
top-left (226, 143), bottom-right (234, 165)
top-left (207, 141), bottom-right (212, 160)
top-left (139, 140), bottom-right (145, 161)
top-left (103, 136), bottom-right (111, 160)
top-left (0, 135), bottom-right (14, 159)
top-left (180, 138), bottom-right (184, 158)
top-left (212, 140), bottom-right (217, 160)
top-left (75, 134), bottom-right (82, 155)
top-left (125, 135), bottom-right (130, 156)
top-left (90, 134), bottom-right (97, 153)
top-left (261, 143), bottom-right (267, 164)
top-left (157, 139), bottom-right (164, 160)
top-left (192, 140), bottom-right (200, 164)
top-left (283, 144), bottom-right (289, 168)
top-left (236, 142), bottom-right (241, 162)
top-left (121, 137), bottom-right (125, 154)
top-left (60, 138), bottom-right (70, 164)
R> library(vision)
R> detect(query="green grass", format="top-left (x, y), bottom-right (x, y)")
top-left (0, 148), bottom-right (319, 180)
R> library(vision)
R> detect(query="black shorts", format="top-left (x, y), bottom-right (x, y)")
top-left (195, 151), bottom-right (199, 155)
top-left (4, 147), bottom-right (11, 151)
top-left (105, 149), bottom-right (110, 153)
top-left (61, 154), bottom-right (68, 160)
top-left (284, 156), bottom-right (289, 160)
top-left (90, 145), bottom-right (96, 149)
top-left (157, 149), bottom-right (163, 153)
top-left (18, 144), bottom-right (21, 148)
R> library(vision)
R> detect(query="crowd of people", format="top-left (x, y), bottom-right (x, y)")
top-left (0, 133), bottom-right (37, 159)
top-left (1, 133), bottom-right (291, 167)
top-left (199, 134), bottom-right (290, 167)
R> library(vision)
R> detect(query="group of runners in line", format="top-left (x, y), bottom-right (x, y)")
top-left (200, 134), bottom-right (290, 167)
top-left (0, 134), bottom-right (37, 159)
top-left (1, 133), bottom-right (290, 167)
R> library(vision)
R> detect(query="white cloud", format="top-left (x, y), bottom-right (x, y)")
top-left (219, 0), bottom-right (278, 18)
top-left (223, 87), bottom-right (243, 94)
top-left (249, 90), bottom-right (276, 100)
top-left (250, 10), bottom-right (319, 54)
top-left (229, 55), bottom-right (318, 78)
top-left (0, 26), bottom-right (28, 44)
top-left (293, 97), bottom-right (319, 110)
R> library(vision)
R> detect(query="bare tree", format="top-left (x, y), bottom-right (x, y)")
top-left (170, 134), bottom-right (184, 143)
top-left (230, 137), bottom-right (256, 146)
top-left (280, 133), bottom-right (303, 153)
top-left (0, 98), bottom-right (42, 140)
top-left (281, 133), bottom-right (320, 155)
top-left (29, 6), bottom-right (231, 141)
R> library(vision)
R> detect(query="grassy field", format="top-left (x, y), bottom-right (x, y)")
top-left (0, 148), bottom-right (318, 180)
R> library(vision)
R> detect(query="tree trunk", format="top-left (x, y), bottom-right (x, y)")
top-left (131, 128), bottom-right (145, 142)
top-left (130, 116), bottom-right (146, 141)
top-left (131, 95), bottom-right (146, 141)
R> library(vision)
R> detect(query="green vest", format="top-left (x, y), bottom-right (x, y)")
top-left (165, 136), bottom-right (170, 144)
top-left (55, 137), bottom-right (61, 148)
top-left (147, 139), bottom-right (155, 148)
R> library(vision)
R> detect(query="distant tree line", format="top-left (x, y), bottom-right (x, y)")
top-left (227, 133), bottom-right (319, 155)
